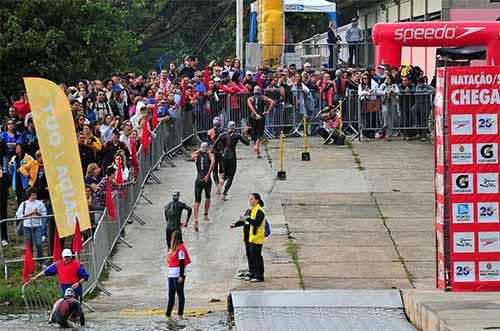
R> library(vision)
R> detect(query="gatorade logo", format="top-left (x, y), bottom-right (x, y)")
top-left (394, 26), bottom-right (485, 43)
top-left (452, 173), bottom-right (473, 194)
top-left (478, 143), bottom-right (498, 164)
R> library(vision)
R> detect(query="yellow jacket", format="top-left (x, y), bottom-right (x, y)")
top-left (83, 133), bottom-right (102, 153)
top-left (18, 159), bottom-right (40, 187)
top-left (248, 204), bottom-right (266, 245)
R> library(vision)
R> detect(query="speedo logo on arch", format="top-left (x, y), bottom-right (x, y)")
top-left (394, 26), bottom-right (485, 43)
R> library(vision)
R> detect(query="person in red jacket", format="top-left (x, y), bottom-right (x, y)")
top-left (28, 248), bottom-right (89, 301)
top-left (166, 230), bottom-right (191, 318)
top-left (13, 90), bottom-right (31, 121)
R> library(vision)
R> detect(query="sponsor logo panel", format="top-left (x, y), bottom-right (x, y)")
top-left (477, 173), bottom-right (498, 194)
top-left (453, 232), bottom-right (475, 253)
top-left (478, 232), bottom-right (500, 253)
top-left (452, 173), bottom-right (473, 194)
top-left (452, 203), bottom-right (474, 223)
top-left (477, 202), bottom-right (499, 223)
top-left (451, 114), bottom-right (473, 135)
top-left (479, 262), bottom-right (500, 281)
top-left (451, 144), bottom-right (473, 164)
top-left (453, 262), bottom-right (475, 282)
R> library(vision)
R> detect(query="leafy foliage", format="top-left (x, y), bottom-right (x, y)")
top-left (0, 0), bottom-right (137, 101)
top-left (0, 0), bottom-right (331, 102)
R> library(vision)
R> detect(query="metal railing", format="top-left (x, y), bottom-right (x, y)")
top-left (16, 109), bottom-right (194, 318)
top-left (350, 90), bottom-right (435, 141)
top-left (246, 42), bottom-right (375, 70)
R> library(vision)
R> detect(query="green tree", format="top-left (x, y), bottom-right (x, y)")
top-left (0, 0), bottom-right (137, 101)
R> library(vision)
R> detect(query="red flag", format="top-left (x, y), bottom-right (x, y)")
top-left (257, 68), bottom-right (263, 89)
top-left (72, 218), bottom-right (82, 254)
top-left (52, 227), bottom-right (62, 263)
top-left (180, 79), bottom-right (187, 107)
top-left (106, 178), bottom-right (117, 220)
top-left (141, 119), bottom-right (150, 155)
top-left (23, 241), bottom-right (35, 282)
top-left (203, 65), bottom-right (210, 90)
top-left (151, 102), bottom-right (159, 129)
top-left (115, 165), bottom-right (123, 185)
top-left (130, 140), bottom-right (139, 177)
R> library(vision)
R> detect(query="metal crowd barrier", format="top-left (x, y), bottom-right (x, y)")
top-left (16, 112), bottom-right (195, 317)
top-left (349, 91), bottom-right (435, 141)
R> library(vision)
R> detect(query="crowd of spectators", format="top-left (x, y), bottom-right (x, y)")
top-left (0, 55), bottom-right (436, 262)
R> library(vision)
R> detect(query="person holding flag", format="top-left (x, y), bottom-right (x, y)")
top-left (94, 166), bottom-right (136, 211)
top-left (27, 248), bottom-right (89, 301)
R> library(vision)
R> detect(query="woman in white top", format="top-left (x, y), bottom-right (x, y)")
top-left (358, 73), bottom-right (380, 139)
top-left (112, 154), bottom-right (130, 181)
top-left (99, 114), bottom-right (116, 144)
top-left (16, 187), bottom-right (47, 266)
top-left (377, 74), bottom-right (400, 140)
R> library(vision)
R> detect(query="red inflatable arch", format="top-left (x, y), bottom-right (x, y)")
top-left (372, 21), bottom-right (500, 68)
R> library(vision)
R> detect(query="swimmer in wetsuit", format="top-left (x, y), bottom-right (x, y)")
top-left (165, 190), bottom-right (192, 247)
top-left (247, 86), bottom-right (274, 158)
top-left (191, 142), bottom-right (215, 231)
top-left (214, 121), bottom-right (250, 201)
top-left (49, 288), bottom-right (85, 328)
top-left (207, 116), bottom-right (224, 193)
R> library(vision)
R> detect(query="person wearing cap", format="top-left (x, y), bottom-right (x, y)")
top-left (374, 65), bottom-right (387, 85)
top-left (165, 190), bottom-right (192, 248)
top-left (179, 55), bottom-right (196, 79)
top-left (49, 287), bottom-right (85, 328)
top-left (346, 17), bottom-right (364, 67)
top-left (214, 121), bottom-right (250, 201)
top-left (102, 128), bottom-right (130, 169)
top-left (247, 86), bottom-right (275, 158)
top-left (191, 142), bottom-right (215, 231)
top-left (28, 248), bottom-right (89, 301)
top-left (207, 117), bottom-right (224, 192)
top-left (243, 71), bottom-right (256, 91)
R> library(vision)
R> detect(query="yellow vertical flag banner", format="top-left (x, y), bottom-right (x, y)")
top-left (23, 78), bottom-right (91, 238)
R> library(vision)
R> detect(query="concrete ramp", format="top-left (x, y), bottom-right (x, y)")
top-left (232, 290), bottom-right (416, 331)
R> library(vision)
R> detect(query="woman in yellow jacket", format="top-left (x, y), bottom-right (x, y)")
top-left (18, 150), bottom-right (42, 187)
top-left (241, 193), bottom-right (266, 282)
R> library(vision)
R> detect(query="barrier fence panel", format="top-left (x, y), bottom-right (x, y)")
top-left (12, 120), bottom-right (189, 317)
top-left (249, 43), bottom-right (375, 70)
top-left (352, 91), bottom-right (435, 140)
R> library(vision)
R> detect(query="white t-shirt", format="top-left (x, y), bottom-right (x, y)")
top-left (16, 199), bottom-right (47, 228)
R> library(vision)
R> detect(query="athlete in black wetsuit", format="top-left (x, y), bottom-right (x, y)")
top-left (164, 190), bottom-right (192, 247)
top-left (214, 121), bottom-right (250, 201)
top-left (49, 288), bottom-right (85, 328)
top-left (247, 86), bottom-right (274, 158)
top-left (191, 142), bottom-right (215, 231)
top-left (207, 116), bottom-right (224, 193)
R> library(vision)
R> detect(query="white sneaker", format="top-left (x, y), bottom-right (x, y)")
top-left (42, 236), bottom-right (47, 243)
top-left (1, 239), bottom-right (8, 247)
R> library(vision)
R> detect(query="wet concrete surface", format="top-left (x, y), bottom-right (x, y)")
top-left (89, 141), bottom-right (276, 313)
top-left (0, 311), bottom-right (229, 331)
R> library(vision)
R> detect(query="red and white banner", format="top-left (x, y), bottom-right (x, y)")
top-left (445, 66), bottom-right (500, 291)
top-left (435, 68), bottom-right (446, 289)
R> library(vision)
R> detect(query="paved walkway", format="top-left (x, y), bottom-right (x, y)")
top-left (90, 143), bottom-right (275, 312)
top-left (233, 137), bottom-right (435, 292)
top-left (88, 134), bottom-right (500, 331)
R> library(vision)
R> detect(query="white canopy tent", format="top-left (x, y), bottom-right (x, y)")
top-left (284, 0), bottom-right (336, 13)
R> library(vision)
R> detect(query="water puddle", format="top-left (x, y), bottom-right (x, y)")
top-left (0, 310), bottom-right (230, 331)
